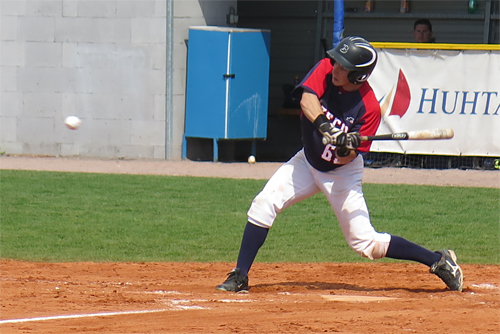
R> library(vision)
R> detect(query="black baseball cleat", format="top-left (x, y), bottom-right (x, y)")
top-left (430, 249), bottom-right (464, 292)
top-left (216, 268), bottom-right (249, 293)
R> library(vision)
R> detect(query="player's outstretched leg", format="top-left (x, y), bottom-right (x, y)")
top-left (216, 222), bottom-right (269, 293)
top-left (385, 236), bottom-right (463, 291)
top-left (215, 268), bottom-right (249, 293)
top-left (430, 249), bottom-right (464, 292)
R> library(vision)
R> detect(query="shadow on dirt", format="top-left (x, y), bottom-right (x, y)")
top-left (251, 281), bottom-right (448, 294)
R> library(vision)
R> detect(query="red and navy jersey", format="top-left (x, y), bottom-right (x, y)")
top-left (299, 58), bottom-right (381, 172)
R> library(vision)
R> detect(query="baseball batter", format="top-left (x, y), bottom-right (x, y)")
top-left (216, 36), bottom-right (463, 293)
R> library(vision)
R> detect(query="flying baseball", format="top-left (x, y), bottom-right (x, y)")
top-left (64, 116), bottom-right (82, 130)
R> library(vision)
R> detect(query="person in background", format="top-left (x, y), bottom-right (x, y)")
top-left (413, 19), bottom-right (435, 43)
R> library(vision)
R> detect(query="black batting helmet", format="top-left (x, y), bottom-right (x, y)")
top-left (327, 36), bottom-right (378, 84)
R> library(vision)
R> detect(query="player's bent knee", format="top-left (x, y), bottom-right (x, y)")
top-left (246, 193), bottom-right (282, 229)
top-left (364, 240), bottom-right (389, 260)
top-left (350, 233), bottom-right (391, 260)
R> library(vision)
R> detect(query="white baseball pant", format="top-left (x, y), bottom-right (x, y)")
top-left (247, 149), bottom-right (391, 260)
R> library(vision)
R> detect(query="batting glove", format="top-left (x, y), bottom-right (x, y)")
top-left (346, 132), bottom-right (361, 150)
top-left (336, 145), bottom-right (352, 157)
top-left (314, 114), bottom-right (346, 146)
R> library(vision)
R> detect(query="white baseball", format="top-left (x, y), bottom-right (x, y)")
top-left (64, 116), bottom-right (82, 130)
top-left (247, 155), bottom-right (256, 164)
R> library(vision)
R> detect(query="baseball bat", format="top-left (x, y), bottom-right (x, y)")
top-left (321, 128), bottom-right (454, 145)
top-left (360, 128), bottom-right (454, 141)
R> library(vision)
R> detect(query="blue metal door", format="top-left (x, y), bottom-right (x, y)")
top-left (184, 28), bottom-right (229, 138)
top-left (226, 30), bottom-right (270, 139)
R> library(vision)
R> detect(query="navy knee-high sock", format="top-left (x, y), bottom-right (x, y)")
top-left (386, 235), bottom-right (441, 267)
top-left (236, 222), bottom-right (269, 277)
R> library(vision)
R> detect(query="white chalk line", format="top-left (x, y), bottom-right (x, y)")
top-left (0, 309), bottom-right (170, 325)
top-left (0, 291), bottom-right (257, 325)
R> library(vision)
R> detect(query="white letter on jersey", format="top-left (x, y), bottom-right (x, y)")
top-left (321, 144), bottom-right (334, 161)
top-left (321, 144), bottom-right (341, 164)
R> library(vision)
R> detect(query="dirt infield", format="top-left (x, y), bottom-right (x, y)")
top-left (1, 155), bottom-right (498, 188)
top-left (1, 156), bottom-right (499, 333)
top-left (1, 261), bottom-right (499, 334)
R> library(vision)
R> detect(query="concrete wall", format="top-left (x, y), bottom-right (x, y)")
top-left (0, 0), bottom-right (236, 160)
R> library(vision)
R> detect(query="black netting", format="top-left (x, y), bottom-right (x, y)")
top-left (364, 153), bottom-right (500, 170)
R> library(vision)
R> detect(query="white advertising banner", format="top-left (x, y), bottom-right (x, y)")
top-left (368, 48), bottom-right (500, 156)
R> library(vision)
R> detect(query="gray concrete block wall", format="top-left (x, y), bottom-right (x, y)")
top-left (0, 0), bottom-right (162, 158)
top-left (0, 0), bottom-right (235, 160)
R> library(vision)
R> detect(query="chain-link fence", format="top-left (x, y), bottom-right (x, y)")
top-left (364, 153), bottom-right (500, 170)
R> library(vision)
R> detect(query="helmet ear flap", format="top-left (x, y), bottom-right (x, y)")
top-left (348, 71), bottom-right (370, 84)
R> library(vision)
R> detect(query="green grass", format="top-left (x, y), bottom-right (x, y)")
top-left (1, 170), bottom-right (498, 264)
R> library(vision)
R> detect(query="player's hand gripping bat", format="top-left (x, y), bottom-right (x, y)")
top-left (322, 128), bottom-right (454, 145)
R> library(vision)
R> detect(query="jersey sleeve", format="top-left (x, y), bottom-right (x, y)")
top-left (357, 83), bottom-right (381, 153)
top-left (299, 58), bottom-right (333, 98)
